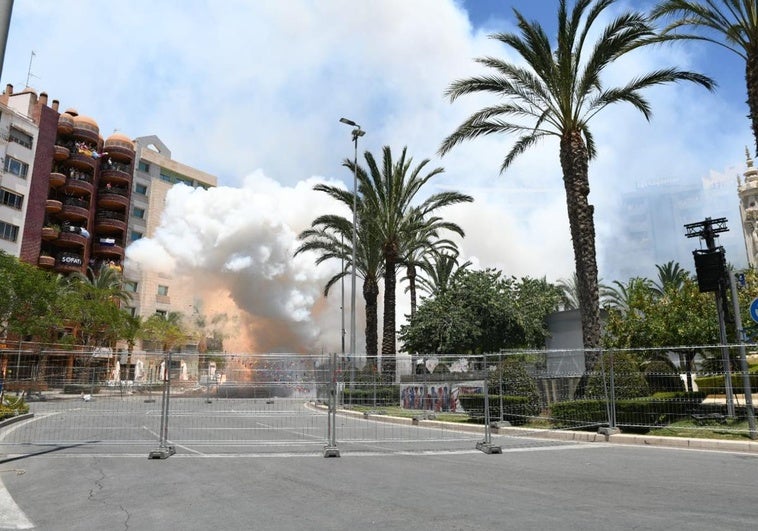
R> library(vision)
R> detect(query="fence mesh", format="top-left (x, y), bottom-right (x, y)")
top-left (1, 345), bottom-right (755, 456)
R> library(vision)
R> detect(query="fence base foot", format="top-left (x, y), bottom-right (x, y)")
top-left (148, 446), bottom-right (175, 459)
top-left (598, 427), bottom-right (620, 436)
top-left (323, 445), bottom-right (340, 458)
top-left (476, 441), bottom-right (502, 454)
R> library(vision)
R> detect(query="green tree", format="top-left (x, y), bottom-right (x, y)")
top-left (651, 260), bottom-right (690, 295)
top-left (652, 0), bottom-right (758, 154)
top-left (141, 312), bottom-right (187, 352)
top-left (0, 251), bottom-right (62, 341)
top-left (349, 146), bottom-right (473, 377)
top-left (439, 0), bottom-right (714, 368)
top-left (400, 269), bottom-right (561, 354)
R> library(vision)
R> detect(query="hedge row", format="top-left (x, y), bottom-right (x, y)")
top-left (458, 394), bottom-right (541, 426)
top-left (693, 373), bottom-right (758, 395)
top-left (343, 386), bottom-right (399, 406)
top-left (550, 392), bottom-right (706, 429)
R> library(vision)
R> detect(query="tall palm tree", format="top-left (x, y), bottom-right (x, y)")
top-left (415, 251), bottom-right (472, 299)
top-left (652, 260), bottom-right (690, 295)
top-left (350, 146), bottom-right (473, 378)
top-left (556, 273), bottom-right (581, 311)
top-left (439, 0), bottom-right (713, 368)
top-left (296, 203), bottom-right (384, 369)
top-left (651, 0), bottom-right (758, 155)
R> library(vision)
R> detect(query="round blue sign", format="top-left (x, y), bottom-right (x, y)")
top-left (750, 298), bottom-right (758, 324)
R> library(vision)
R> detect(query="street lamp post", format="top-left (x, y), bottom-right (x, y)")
top-left (339, 117), bottom-right (364, 389)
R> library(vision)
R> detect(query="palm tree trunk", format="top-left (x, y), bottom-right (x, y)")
top-left (560, 131), bottom-right (601, 370)
top-left (407, 264), bottom-right (417, 317)
top-left (381, 251), bottom-right (397, 381)
top-left (363, 278), bottom-right (379, 371)
top-left (748, 51), bottom-right (758, 157)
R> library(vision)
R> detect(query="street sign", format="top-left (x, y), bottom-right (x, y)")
top-left (750, 297), bottom-right (758, 324)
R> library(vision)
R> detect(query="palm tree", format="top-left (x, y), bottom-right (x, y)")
top-left (399, 210), bottom-right (463, 317)
top-left (556, 273), bottom-right (581, 311)
top-left (296, 202), bottom-right (384, 369)
top-left (652, 260), bottom-right (690, 295)
top-left (439, 0), bottom-right (713, 367)
top-left (601, 277), bottom-right (655, 313)
top-left (350, 146), bottom-right (473, 378)
top-left (415, 251), bottom-right (471, 299)
top-left (651, 0), bottom-right (758, 155)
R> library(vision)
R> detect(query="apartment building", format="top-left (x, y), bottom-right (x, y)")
top-left (0, 84), bottom-right (134, 274)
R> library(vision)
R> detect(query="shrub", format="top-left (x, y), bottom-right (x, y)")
top-left (549, 392), bottom-right (705, 431)
top-left (458, 394), bottom-right (540, 425)
top-left (0, 398), bottom-right (30, 420)
top-left (584, 352), bottom-right (649, 399)
top-left (643, 359), bottom-right (685, 393)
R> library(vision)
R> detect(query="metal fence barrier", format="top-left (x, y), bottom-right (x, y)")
top-left (1, 345), bottom-right (755, 458)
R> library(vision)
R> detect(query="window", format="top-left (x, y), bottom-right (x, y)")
top-left (124, 281), bottom-right (138, 293)
top-left (157, 285), bottom-right (169, 296)
top-left (138, 160), bottom-right (150, 172)
top-left (124, 307), bottom-right (137, 317)
top-left (0, 220), bottom-right (19, 242)
top-left (155, 310), bottom-right (167, 318)
top-left (8, 127), bottom-right (33, 149)
top-left (130, 230), bottom-right (143, 241)
top-left (159, 172), bottom-right (172, 183)
top-left (135, 183), bottom-right (148, 195)
top-left (0, 188), bottom-right (23, 210)
top-left (132, 207), bottom-right (145, 219)
top-left (3, 156), bottom-right (29, 179)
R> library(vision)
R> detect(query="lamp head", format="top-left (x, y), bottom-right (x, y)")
top-left (339, 117), bottom-right (357, 127)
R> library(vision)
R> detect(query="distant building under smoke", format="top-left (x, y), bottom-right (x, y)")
top-left (604, 167), bottom-right (745, 283)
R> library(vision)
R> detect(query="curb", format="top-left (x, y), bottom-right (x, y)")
top-left (310, 403), bottom-right (758, 454)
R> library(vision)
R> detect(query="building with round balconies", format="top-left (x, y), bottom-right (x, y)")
top-left (41, 112), bottom-right (135, 274)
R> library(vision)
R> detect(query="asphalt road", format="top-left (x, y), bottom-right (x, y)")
top-left (1, 439), bottom-right (757, 529)
top-left (1, 395), bottom-right (757, 530)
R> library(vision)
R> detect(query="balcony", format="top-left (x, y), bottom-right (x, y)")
top-left (49, 171), bottom-right (66, 188)
top-left (45, 199), bottom-right (62, 213)
top-left (57, 229), bottom-right (88, 248)
top-left (95, 211), bottom-right (127, 233)
top-left (97, 186), bottom-right (129, 209)
top-left (55, 252), bottom-right (84, 274)
top-left (63, 175), bottom-right (94, 196)
top-left (57, 114), bottom-right (74, 136)
top-left (60, 197), bottom-right (90, 222)
top-left (68, 152), bottom-right (96, 172)
top-left (53, 144), bottom-right (70, 161)
top-left (72, 119), bottom-right (99, 144)
top-left (100, 167), bottom-right (132, 186)
top-left (38, 254), bottom-right (55, 268)
top-left (92, 237), bottom-right (124, 258)
top-left (103, 134), bottom-right (135, 163)
top-left (41, 226), bottom-right (60, 240)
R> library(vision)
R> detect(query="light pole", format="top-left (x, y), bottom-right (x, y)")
top-left (339, 117), bottom-right (364, 389)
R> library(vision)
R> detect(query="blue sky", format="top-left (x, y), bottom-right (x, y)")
top-left (1, 1), bottom-right (753, 352)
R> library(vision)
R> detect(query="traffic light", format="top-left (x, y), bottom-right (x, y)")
top-left (692, 247), bottom-right (726, 293)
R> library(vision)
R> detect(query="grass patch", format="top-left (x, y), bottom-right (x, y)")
top-left (347, 405), bottom-right (470, 423)
top-left (648, 418), bottom-right (757, 441)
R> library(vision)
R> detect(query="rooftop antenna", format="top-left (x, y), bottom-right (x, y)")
top-left (25, 50), bottom-right (38, 88)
